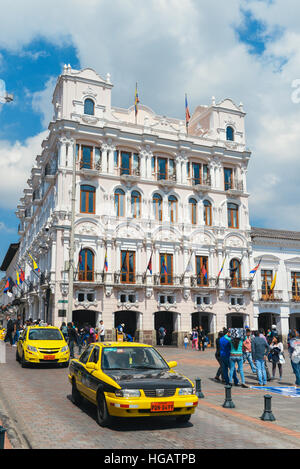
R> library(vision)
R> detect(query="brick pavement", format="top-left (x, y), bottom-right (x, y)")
top-left (0, 344), bottom-right (300, 449)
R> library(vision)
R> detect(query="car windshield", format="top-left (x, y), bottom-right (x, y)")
top-left (102, 347), bottom-right (169, 370)
top-left (28, 328), bottom-right (63, 341)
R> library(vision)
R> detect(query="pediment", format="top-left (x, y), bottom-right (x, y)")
top-left (216, 98), bottom-right (241, 112)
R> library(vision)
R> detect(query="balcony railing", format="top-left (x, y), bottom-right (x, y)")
top-left (225, 278), bottom-right (253, 289)
top-left (114, 272), bottom-right (145, 285)
top-left (258, 289), bottom-right (282, 302)
top-left (153, 274), bottom-right (182, 286)
top-left (190, 175), bottom-right (211, 189)
top-left (225, 179), bottom-right (244, 193)
top-left (289, 291), bottom-right (300, 302)
top-left (190, 276), bottom-right (213, 288)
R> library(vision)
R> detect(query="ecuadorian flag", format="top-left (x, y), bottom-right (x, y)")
top-left (28, 253), bottom-right (40, 273)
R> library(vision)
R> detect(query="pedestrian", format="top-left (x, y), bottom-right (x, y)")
top-left (198, 325), bottom-right (205, 351)
top-left (288, 331), bottom-right (300, 386)
top-left (98, 320), bottom-right (105, 342)
top-left (269, 335), bottom-right (284, 381)
top-left (60, 322), bottom-right (68, 341)
top-left (4, 315), bottom-right (15, 346)
top-left (12, 314), bottom-right (22, 346)
top-left (219, 329), bottom-right (239, 386)
top-left (184, 335), bottom-right (189, 349)
top-left (191, 328), bottom-right (198, 350)
top-left (67, 322), bottom-right (78, 359)
top-left (228, 329), bottom-right (248, 388)
top-left (242, 328), bottom-right (257, 374)
top-left (214, 331), bottom-right (224, 382)
top-left (252, 330), bottom-right (270, 386)
top-left (259, 328), bottom-right (271, 381)
top-left (158, 326), bottom-right (166, 346)
top-left (89, 325), bottom-right (96, 343)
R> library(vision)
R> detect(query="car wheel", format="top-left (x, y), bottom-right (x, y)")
top-left (71, 379), bottom-right (83, 406)
top-left (96, 392), bottom-right (111, 427)
top-left (61, 361), bottom-right (69, 368)
top-left (176, 414), bottom-right (191, 424)
top-left (21, 352), bottom-right (28, 368)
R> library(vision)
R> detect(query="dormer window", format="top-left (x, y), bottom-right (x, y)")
top-left (226, 126), bottom-right (234, 141)
top-left (84, 98), bottom-right (95, 116)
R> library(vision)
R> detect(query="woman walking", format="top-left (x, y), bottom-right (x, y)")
top-left (229, 329), bottom-right (248, 388)
top-left (191, 329), bottom-right (198, 350)
top-left (269, 335), bottom-right (284, 381)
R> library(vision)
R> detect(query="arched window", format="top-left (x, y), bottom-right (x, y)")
top-left (203, 200), bottom-right (212, 226)
top-left (226, 126), bottom-right (234, 141)
top-left (80, 185), bottom-right (96, 214)
top-left (229, 258), bottom-right (241, 287)
top-left (78, 248), bottom-right (94, 282)
top-left (168, 195), bottom-right (178, 223)
top-left (114, 188), bottom-right (125, 217)
top-left (84, 98), bottom-right (95, 116)
top-left (131, 190), bottom-right (141, 218)
top-left (153, 193), bottom-right (162, 221)
top-left (189, 198), bottom-right (197, 225)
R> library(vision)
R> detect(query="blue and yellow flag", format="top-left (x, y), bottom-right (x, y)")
top-left (28, 252), bottom-right (40, 273)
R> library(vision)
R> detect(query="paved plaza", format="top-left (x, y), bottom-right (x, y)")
top-left (0, 344), bottom-right (300, 449)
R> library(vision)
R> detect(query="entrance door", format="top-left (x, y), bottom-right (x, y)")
top-left (154, 311), bottom-right (174, 345)
top-left (72, 310), bottom-right (97, 330)
top-left (191, 313), bottom-right (209, 333)
top-left (114, 311), bottom-right (137, 338)
top-left (258, 313), bottom-right (275, 333)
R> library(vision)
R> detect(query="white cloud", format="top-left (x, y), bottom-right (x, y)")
top-left (0, 0), bottom-right (299, 229)
top-left (0, 131), bottom-right (48, 209)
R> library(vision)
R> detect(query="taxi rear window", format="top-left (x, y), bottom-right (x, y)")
top-left (28, 328), bottom-right (63, 341)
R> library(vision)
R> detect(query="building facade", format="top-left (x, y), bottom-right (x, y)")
top-left (1, 66), bottom-right (255, 344)
top-left (251, 227), bottom-right (300, 342)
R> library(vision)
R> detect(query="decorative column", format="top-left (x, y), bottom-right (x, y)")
top-left (101, 144), bottom-right (108, 173)
top-left (176, 156), bottom-right (182, 184)
top-left (108, 145), bottom-right (115, 174)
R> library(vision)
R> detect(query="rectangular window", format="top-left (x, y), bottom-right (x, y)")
top-left (160, 254), bottom-right (173, 285)
top-left (195, 256), bottom-right (209, 286)
top-left (291, 272), bottom-right (300, 300)
top-left (157, 157), bottom-right (168, 180)
top-left (80, 185), bottom-right (95, 214)
top-left (81, 146), bottom-right (93, 169)
top-left (261, 270), bottom-right (273, 299)
top-left (121, 251), bottom-right (136, 284)
top-left (224, 168), bottom-right (233, 191)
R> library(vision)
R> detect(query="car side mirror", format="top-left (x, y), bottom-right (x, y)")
top-left (86, 362), bottom-right (97, 371)
top-left (167, 361), bottom-right (177, 369)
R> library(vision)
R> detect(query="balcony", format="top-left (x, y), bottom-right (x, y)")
top-left (225, 278), bottom-right (253, 290)
top-left (190, 276), bottom-right (215, 288)
top-left (153, 274), bottom-right (182, 287)
top-left (156, 173), bottom-right (177, 189)
top-left (114, 272), bottom-right (145, 286)
top-left (190, 175), bottom-right (211, 193)
top-left (119, 167), bottom-right (141, 184)
top-left (78, 159), bottom-right (99, 177)
top-left (225, 179), bottom-right (244, 195)
top-left (258, 289), bottom-right (283, 302)
top-left (289, 291), bottom-right (300, 303)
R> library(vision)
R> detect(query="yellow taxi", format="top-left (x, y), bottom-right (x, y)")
top-left (0, 328), bottom-right (6, 341)
top-left (68, 342), bottom-right (198, 427)
top-left (16, 325), bottom-right (70, 367)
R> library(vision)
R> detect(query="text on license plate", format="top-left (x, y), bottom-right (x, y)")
top-left (151, 402), bottom-right (174, 412)
top-left (44, 355), bottom-right (55, 360)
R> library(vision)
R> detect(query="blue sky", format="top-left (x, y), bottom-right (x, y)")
top-left (0, 0), bottom-right (299, 270)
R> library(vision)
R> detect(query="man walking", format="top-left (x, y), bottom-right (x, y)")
top-left (4, 315), bottom-right (15, 346)
top-left (67, 322), bottom-right (78, 359)
top-left (252, 330), bottom-right (270, 386)
top-left (242, 328), bottom-right (257, 374)
top-left (219, 329), bottom-right (239, 386)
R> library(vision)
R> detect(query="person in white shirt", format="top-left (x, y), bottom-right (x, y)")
top-left (269, 335), bottom-right (284, 381)
top-left (99, 320), bottom-right (105, 342)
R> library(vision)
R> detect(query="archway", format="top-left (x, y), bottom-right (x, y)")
top-left (226, 313), bottom-right (244, 329)
top-left (72, 309), bottom-right (98, 330)
top-left (191, 312), bottom-right (209, 333)
top-left (258, 312), bottom-right (277, 333)
top-left (154, 310), bottom-right (175, 345)
top-left (114, 310), bottom-right (138, 338)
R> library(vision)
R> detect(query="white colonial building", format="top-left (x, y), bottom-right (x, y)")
top-left (1, 66), bottom-right (255, 344)
top-left (251, 227), bottom-right (300, 342)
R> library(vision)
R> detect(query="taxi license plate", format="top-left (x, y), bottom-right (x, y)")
top-left (43, 355), bottom-right (55, 360)
top-left (151, 402), bottom-right (174, 412)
